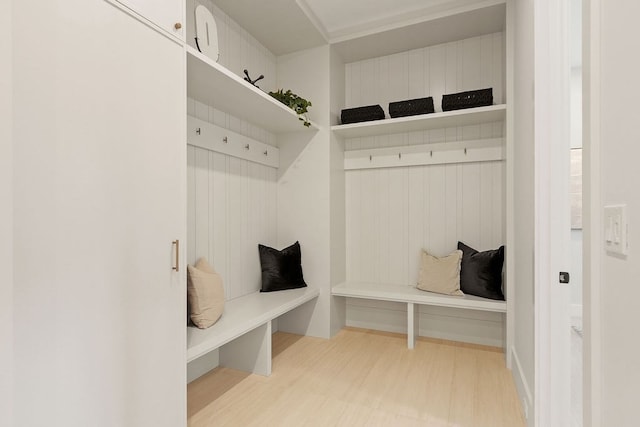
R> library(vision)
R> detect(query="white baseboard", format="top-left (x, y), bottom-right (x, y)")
top-left (511, 346), bottom-right (534, 426)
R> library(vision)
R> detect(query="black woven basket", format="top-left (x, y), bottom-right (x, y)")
top-left (341, 105), bottom-right (385, 124)
top-left (389, 97), bottom-right (435, 118)
top-left (442, 88), bottom-right (493, 112)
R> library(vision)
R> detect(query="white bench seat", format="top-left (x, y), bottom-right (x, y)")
top-left (187, 286), bottom-right (319, 376)
top-left (332, 282), bottom-right (506, 349)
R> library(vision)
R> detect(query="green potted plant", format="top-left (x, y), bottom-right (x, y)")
top-left (269, 89), bottom-right (312, 127)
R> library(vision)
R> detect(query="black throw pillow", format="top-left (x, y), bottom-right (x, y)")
top-left (258, 241), bottom-right (307, 292)
top-left (458, 241), bottom-right (505, 300)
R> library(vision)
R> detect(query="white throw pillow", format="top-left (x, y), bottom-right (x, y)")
top-left (416, 249), bottom-right (464, 296)
top-left (187, 258), bottom-right (225, 329)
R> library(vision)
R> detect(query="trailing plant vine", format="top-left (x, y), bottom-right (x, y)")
top-left (268, 89), bottom-right (312, 127)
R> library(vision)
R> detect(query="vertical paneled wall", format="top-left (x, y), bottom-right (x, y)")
top-left (343, 32), bottom-right (506, 347)
top-left (187, 145), bottom-right (277, 301)
top-left (186, 0), bottom-right (276, 90)
top-left (186, 0), bottom-right (278, 147)
top-left (345, 32), bottom-right (505, 151)
top-left (345, 32), bottom-right (504, 114)
top-left (345, 161), bottom-right (506, 347)
top-left (346, 162), bottom-right (504, 285)
top-left (185, 3), bottom-right (280, 302)
top-left (187, 98), bottom-right (277, 148)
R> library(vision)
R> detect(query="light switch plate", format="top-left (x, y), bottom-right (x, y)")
top-left (604, 204), bottom-right (628, 256)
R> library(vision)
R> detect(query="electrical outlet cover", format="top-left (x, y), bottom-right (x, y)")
top-left (604, 204), bottom-right (628, 256)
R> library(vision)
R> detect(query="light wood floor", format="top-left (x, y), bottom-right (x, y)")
top-left (188, 328), bottom-right (525, 427)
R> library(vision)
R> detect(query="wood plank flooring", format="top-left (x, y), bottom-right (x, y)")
top-left (188, 328), bottom-right (525, 427)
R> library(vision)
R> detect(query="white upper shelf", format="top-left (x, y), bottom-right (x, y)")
top-left (186, 46), bottom-right (318, 134)
top-left (330, 2), bottom-right (506, 63)
top-left (332, 104), bottom-right (507, 139)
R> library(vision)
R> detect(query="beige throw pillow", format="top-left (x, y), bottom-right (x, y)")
top-left (416, 249), bottom-right (464, 296)
top-left (187, 258), bottom-right (225, 329)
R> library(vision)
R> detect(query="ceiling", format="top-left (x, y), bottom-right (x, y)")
top-left (303, 0), bottom-right (458, 38)
top-left (213, 0), bottom-right (505, 57)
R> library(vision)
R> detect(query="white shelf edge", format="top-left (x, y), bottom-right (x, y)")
top-left (332, 282), bottom-right (507, 313)
top-left (186, 46), bottom-right (319, 133)
top-left (332, 104), bottom-right (506, 139)
top-left (186, 45), bottom-right (293, 118)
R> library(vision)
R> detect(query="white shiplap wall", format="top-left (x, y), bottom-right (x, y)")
top-left (186, 0), bottom-right (278, 147)
top-left (345, 32), bottom-right (505, 151)
top-left (343, 32), bottom-right (506, 347)
top-left (187, 145), bottom-right (277, 301)
top-left (344, 162), bottom-right (506, 347)
top-left (345, 32), bottom-right (504, 114)
top-left (346, 162), bottom-right (504, 285)
top-left (186, 2), bottom-right (280, 302)
top-left (187, 0), bottom-right (276, 91)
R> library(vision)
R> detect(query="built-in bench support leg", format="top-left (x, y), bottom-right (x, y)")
top-left (220, 321), bottom-right (272, 376)
top-left (407, 303), bottom-right (419, 349)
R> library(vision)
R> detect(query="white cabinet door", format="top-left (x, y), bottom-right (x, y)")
top-left (13, 1), bottom-right (186, 426)
top-left (116, 0), bottom-right (184, 38)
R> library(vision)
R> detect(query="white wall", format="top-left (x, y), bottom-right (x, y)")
top-left (330, 47), bottom-right (347, 336)
top-left (184, 17), bottom-right (337, 356)
top-left (183, 4), bottom-right (282, 382)
top-left (0, 0), bottom-right (12, 425)
top-left (346, 162), bottom-right (504, 283)
top-left (186, 144), bottom-right (278, 299)
top-left (185, 0), bottom-right (278, 147)
top-left (13, 2), bottom-right (59, 424)
top-left (512, 0), bottom-right (536, 424)
top-left (184, 3), bottom-right (281, 308)
top-left (592, 0), bottom-right (640, 424)
top-left (276, 45), bottom-right (333, 338)
top-left (344, 161), bottom-right (505, 347)
top-left (186, 0), bottom-right (276, 95)
top-left (187, 96), bottom-right (276, 147)
top-left (344, 32), bottom-right (505, 115)
top-left (344, 32), bottom-right (505, 152)
top-left (341, 32), bottom-right (506, 346)
top-left (184, 2), bottom-right (282, 340)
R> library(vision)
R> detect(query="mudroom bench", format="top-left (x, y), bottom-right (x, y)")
top-left (187, 287), bottom-right (319, 378)
top-left (332, 282), bottom-right (506, 349)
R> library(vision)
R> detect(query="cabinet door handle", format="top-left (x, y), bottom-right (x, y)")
top-left (172, 240), bottom-right (180, 272)
top-left (174, 22), bottom-right (182, 30)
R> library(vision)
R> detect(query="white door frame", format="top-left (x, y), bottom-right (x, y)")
top-left (582, 0), bottom-right (602, 425)
top-left (534, 0), bottom-right (572, 426)
top-left (0, 0), bottom-right (13, 425)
